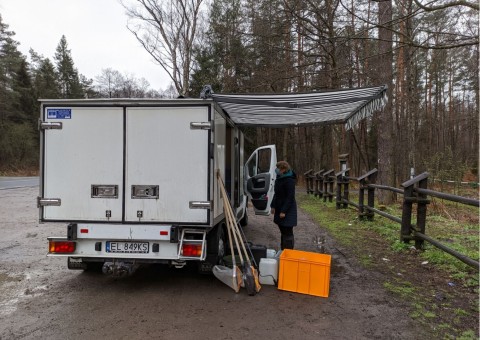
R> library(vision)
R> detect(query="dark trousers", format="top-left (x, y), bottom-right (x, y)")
top-left (278, 226), bottom-right (294, 250)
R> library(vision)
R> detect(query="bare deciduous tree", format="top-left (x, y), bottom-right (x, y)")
top-left (94, 68), bottom-right (158, 98)
top-left (121, 0), bottom-right (205, 96)
top-left (95, 68), bottom-right (123, 98)
top-left (413, 0), bottom-right (478, 11)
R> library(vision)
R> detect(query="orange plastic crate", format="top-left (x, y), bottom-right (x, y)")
top-left (278, 249), bottom-right (331, 297)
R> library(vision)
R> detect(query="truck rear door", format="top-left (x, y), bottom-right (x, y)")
top-left (40, 103), bottom-right (211, 224)
top-left (40, 106), bottom-right (124, 222)
top-left (124, 106), bottom-right (210, 223)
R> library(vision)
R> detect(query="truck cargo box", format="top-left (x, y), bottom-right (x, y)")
top-left (39, 101), bottom-right (211, 225)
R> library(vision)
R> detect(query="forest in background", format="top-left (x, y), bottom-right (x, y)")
top-left (0, 0), bottom-right (478, 197)
top-left (185, 0), bottom-right (479, 192)
top-left (0, 17), bottom-right (178, 173)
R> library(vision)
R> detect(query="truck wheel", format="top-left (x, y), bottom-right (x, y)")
top-left (240, 210), bottom-right (248, 227)
top-left (207, 223), bottom-right (226, 265)
top-left (199, 224), bottom-right (226, 274)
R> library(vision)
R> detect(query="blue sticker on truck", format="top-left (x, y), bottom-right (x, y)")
top-left (47, 109), bottom-right (71, 119)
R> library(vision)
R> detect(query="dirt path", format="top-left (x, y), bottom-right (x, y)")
top-left (0, 187), bottom-right (425, 339)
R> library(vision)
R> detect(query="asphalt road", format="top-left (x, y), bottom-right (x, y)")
top-left (0, 177), bottom-right (39, 190)
top-left (0, 186), bottom-right (425, 340)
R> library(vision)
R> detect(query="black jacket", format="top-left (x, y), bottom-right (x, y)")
top-left (270, 170), bottom-right (297, 227)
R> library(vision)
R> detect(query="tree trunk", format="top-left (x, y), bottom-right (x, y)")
top-left (375, 0), bottom-right (395, 204)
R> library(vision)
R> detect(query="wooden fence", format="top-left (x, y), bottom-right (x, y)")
top-left (304, 166), bottom-right (479, 270)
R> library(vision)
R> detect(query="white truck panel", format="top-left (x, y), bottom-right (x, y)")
top-left (125, 106), bottom-right (210, 223)
top-left (43, 107), bottom-right (124, 221)
top-left (213, 110), bottom-right (226, 220)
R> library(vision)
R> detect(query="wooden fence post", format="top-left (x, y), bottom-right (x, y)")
top-left (304, 169), bottom-right (314, 194)
top-left (400, 183), bottom-right (414, 243)
top-left (344, 169), bottom-right (349, 209)
top-left (401, 173), bottom-right (429, 243)
top-left (357, 169), bottom-right (378, 220)
top-left (323, 169), bottom-right (335, 202)
top-left (359, 178), bottom-right (365, 219)
top-left (314, 170), bottom-right (324, 198)
top-left (339, 155), bottom-right (348, 209)
top-left (335, 167), bottom-right (350, 209)
top-left (415, 176), bottom-right (429, 249)
top-left (336, 170), bottom-right (343, 209)
top-left (366, 170), bottom-right (377, 221)
top-left (329, 172), bottom-right (335, 203)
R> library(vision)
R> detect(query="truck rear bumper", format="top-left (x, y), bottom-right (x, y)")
top-left (48, 237), bottom-right (180, 260)
top-left (47, 223), bottom-right (208, 261)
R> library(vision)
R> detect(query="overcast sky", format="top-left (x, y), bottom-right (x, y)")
top-left (0, 0), bottom-right (170, 90)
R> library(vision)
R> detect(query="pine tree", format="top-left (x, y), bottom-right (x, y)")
top-left (0, 15), bottom-right (23, 125)
top-left (35, 58), bottom-right (61, 99)
top-left (54, 35), bottom-right (83, 98)
top-left (0, 15), bottom-right (37, 169)
top-left (13, 59), bottom-right (36, 124)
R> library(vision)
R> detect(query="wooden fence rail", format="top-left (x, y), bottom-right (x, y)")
top-left (305, 167), bottom-right (479, 271)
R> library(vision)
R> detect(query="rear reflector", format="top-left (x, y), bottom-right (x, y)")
top-left (49, 241), bottom-right (76, 254)
top-left (181, 244), bottom-right (202, 257)
top-left (160, 231), bottom-right (168, 236)
top-left (80, 229), bottom-right (88, 234)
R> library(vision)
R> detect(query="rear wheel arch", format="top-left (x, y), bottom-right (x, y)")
top-left (206, 222), bottom-right (227, 265)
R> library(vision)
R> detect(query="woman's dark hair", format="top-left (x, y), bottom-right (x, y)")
top-left (276, 161), bottom-right (290, 171)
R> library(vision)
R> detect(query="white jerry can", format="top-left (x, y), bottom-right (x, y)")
top-left (259, 258), bottom-right (279, 285)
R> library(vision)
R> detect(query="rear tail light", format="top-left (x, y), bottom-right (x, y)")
top-left (181, 244), bottom-right (202, 257)
top-left (49, 241), bottom-right (76, 254)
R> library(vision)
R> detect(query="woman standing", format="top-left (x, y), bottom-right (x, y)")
top-left (270, 161), bottom-right (297, 249)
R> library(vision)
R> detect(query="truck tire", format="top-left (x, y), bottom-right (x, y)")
top-left (208, 223), bottom-right (226, 265)
top-left (240, 210), bottom-right (248, 227)
top-left (200, 223), bottom-right (226, 274)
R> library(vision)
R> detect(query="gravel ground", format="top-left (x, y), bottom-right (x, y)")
top-left (0, 186), bottom-right (425, 339)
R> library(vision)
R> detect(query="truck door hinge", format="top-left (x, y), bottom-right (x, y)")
top-left (190, 122), bottom-right (213, 130)
top-left (37, 197), bottom-right (61, 207)
top-left (39, 121), bottom-right (63, 130)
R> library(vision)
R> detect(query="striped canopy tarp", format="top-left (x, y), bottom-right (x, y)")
top-left (210, 85), bottom-right (387, 130)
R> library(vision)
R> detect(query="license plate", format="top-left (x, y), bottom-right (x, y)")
top-left (106, 241), bottom-right (149, 253)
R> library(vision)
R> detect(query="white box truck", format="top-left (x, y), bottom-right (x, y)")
top-left (38, 98), bottom-right (277, 275)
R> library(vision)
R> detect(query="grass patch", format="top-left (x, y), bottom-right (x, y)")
top-left (299, 196), bottom-right (357, 247)
top-left (358, 254), bottom-right (373, 267)
top-left (298, 192), bottom-right (479, 339)
top-left (298, 192), bottom-right (479, 286)
top-left (454, 308), bottom-right (469, 316)
top-left (456, 330), bottom-right (478, 340)
top-left (383, 280), bottom-right (415, 298)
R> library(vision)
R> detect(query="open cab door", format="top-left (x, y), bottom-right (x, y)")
top-left (244, 145), bottom-right (277, 215)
